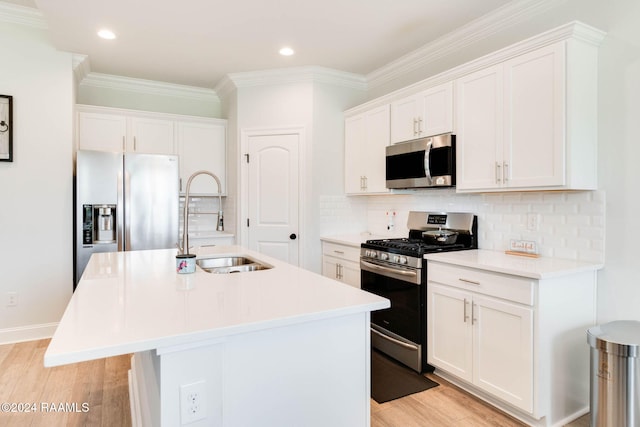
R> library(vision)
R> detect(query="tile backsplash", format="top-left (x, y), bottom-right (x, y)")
top-left (320, 189), bottom-right (605, 263)
top-left (180, 195), bottom-right (232, 236)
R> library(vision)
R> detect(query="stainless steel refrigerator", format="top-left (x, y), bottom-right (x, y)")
top-left (74, 150), bottom-right (179, 287)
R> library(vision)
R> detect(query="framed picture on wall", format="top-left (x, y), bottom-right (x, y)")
top-left (0, 95), bottom-right (13, 162)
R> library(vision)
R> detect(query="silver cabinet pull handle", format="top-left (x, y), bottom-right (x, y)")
top-left (503, 162), bottom-right (509, 183)
top-left (333, 250), bottom-right (344, 255)
top-left (459, 278), bottom-right (480, 285)
top-left (495, 162), bottom-right (501, 184)
top-left (463, 298), bottom-right (469, 323)
top-left (472, 303), bottom-right (477, 325)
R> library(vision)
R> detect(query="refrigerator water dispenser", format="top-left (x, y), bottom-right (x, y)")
top-left (82, 204), bottom-right (116, 244)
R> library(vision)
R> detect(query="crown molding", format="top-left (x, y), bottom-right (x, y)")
top-left (366, 0), bottom-right (569, 89)
top-left (213, 75), bottom-right (237, 101)
top-left (72, 54), bottom-right (90, 86)
top-left (222, 66), bottom-right (367, 92)
top-left (0, 2), bottom-right (47, 29)
top-left (346, 21), bottom-right (605, 117)
top-left (79, 72), bottom-right (219, 102)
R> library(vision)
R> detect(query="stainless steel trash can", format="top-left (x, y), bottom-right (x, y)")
top-left (587, 320), bottom-right (640, 427)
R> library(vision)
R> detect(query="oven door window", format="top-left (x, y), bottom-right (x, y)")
top-left (361, 267), bottom-right (422, 344)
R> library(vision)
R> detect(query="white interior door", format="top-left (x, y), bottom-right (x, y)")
top-left (246, 131), bottom-right (300, 265)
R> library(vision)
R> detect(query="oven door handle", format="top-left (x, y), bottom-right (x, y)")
top-left (371, 328), bottom-right (419, 351)
top-left (361, 260), bottom-right (418, 279)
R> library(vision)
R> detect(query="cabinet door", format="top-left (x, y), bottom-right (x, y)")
top-left (473, 294), bottom-right (533, 412)
top-left (322, 256), bottom-right (360, 288)
top-left (130, 117), bottom-right (175, 155)
top-left (77, 112), bottom-right (127, 152)
top-left (340, 259), bottom-right (361, 288)
top-left (344, 114), bottom-right (366, 194)
top-left (428, 283), bottom-right (473, 382)
top-left (177, 121), bottom-right (226, 195)
top-left (419, 82), bottom-right (454, 137)
top-left (504, 43), bottom-right (565, 188)
top-left (344, 105), bottom-right (390, 195)
top-left (362, 105), bottom-right (390, 193)
top-left (322, 256), bottom-right (340, 281)
top-left (390, 95), bottom-right (420, 143)
top-left (455, 65), bottom-right (504, 191)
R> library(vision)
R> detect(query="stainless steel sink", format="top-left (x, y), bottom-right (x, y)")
top-left (196, 255), bottom-right (272, 274)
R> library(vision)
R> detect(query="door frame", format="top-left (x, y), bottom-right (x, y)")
top-left (239, 125), bottom-right (306, 265)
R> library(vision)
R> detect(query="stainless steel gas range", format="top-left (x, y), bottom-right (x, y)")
top-left (361, 211), bottom-right (477, 373)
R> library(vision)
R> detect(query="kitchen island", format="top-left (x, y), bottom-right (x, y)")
top-left (45, 246), bottom-right (389, 427)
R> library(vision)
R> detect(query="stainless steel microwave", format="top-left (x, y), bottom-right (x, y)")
top-left (385, 134), bottom-right (455, 189)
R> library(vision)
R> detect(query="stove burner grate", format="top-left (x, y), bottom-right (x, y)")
top-left (364, 238), bottom-right (467, 255)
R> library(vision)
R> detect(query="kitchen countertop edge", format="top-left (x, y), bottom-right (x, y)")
top-left (425, 249), bottom-right (603, 279)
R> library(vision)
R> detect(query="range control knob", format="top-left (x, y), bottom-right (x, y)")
top-left (399, 256), bottom-right (408, 265)
top-left (367, 250), bottom-right (377, 258)
top-left (380, 253), bottom-right (389, 261)
top-left (393, 255), bottom-right (400, 263)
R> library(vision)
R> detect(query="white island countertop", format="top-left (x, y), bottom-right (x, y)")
top-left (425, 249), bottom-right (603, 279)
top-left (45, 246), bottom-right (389, 367)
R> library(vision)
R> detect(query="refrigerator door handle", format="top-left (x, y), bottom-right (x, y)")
top-left (117, 168), bottom-right (125, 251)
top-left (123, 169), bottom-right (132, 251)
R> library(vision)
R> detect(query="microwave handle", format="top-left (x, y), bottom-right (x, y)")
top-left (423, 138), bottom-right (433, 185)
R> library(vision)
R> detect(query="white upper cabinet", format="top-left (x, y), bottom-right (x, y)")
top-left (344, 104), bottom-right (390, 195)
top-left (456, 40), bottom-right (598, 192)
top-left (455, 64), bottom-right (504, 190)
top-left (77, 111), bottom-right (128, 152)
top-left (177, 120), bottom-right (226, 195)
top-left (77, 108), bottom-right (174, 155)
top-left (390, 81), bottom-right (454, 143)
top-left (129, 117), bottom-right (175, 155)
top-left (76, 105), bottom-right (228, 196)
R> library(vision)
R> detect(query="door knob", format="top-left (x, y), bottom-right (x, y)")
top-left (289, 233), bottom-right (297, 240)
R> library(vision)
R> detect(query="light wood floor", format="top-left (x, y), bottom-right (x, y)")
top-left (0, 339), bottom-right (131, 427)
top-left (1, 339), bottom-right (589, 426)
top-left (371, 372), bottom-right (590, 427)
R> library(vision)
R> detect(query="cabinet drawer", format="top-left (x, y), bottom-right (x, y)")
top-left (322, 242), bottom-right (361, 262)
top-left (428, 261), bottom-right (534, 306)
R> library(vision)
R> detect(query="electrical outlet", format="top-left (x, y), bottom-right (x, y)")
top-left (526, 213), bottom-right (540, 231)
top-left (7, 292), bottom-right (17, 307)
top-left (180, 380), bottom-right (206, 424)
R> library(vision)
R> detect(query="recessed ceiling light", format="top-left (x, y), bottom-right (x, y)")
top-left (279, 47), bottom-right (294, 56)
top-left (97, 29), bottom-right (116, 40)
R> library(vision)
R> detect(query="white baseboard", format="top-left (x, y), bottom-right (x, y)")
top-left (0, 322), bottom-right (58, 345)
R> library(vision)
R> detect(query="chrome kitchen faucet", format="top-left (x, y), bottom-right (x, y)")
top-left (180, 170), bottom-right (224, 255)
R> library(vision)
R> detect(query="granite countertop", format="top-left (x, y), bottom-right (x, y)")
top-left (45, 246), bottom-right (388, 367)
top-left (425, 249), bottom-right (603, 279)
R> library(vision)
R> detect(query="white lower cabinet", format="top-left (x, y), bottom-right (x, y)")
top-left (429, 281), bottom-right (533, 412)
top-left (427, 258), bottom-right (597, 426)
top-left (321, 241), bottom-right (361, 288)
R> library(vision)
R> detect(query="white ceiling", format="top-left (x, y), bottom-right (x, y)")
top-left (23, 0), bottom-right (514, 89)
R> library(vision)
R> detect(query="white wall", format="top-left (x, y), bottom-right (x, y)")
top-left (233, 75), bottom-right (364, 271)
top-left (0, 21), bottom-right (74, 343)
top-left (77, 81), bottom-right (222, 118)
